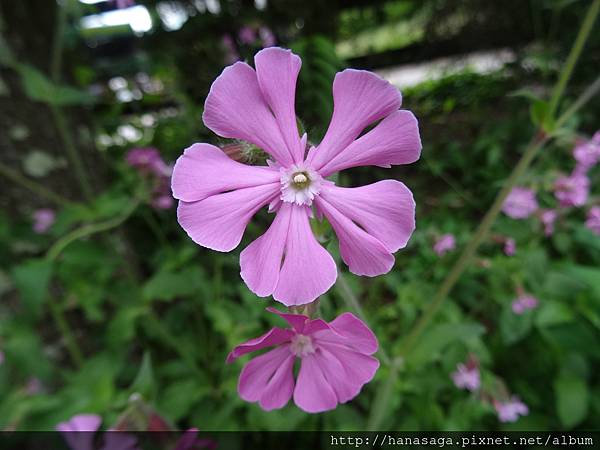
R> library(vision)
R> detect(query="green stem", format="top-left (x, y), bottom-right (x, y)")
top-left (336, 271), bottom-right (391, 366)
top-left (48, 298), bottom-right (84, 368)
top-left (0, 161), bottom-right (73, 207)
top-left (46, 199), bottom-right (140, 261)
top-left (547, 0), bottom-right (600, 120)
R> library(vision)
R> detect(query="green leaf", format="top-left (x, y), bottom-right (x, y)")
top-left (11, 258), bottom-right (53, 318)
top-left (142, 267), bottom-right (205, 302)
top-left (409, 322), bottom-right (485, 366)
top-left (529, 99), bottom-right (549, 127)
top-left (500, 305), bottom-right (533, 345)
top-left (17, 64), bottom-right (95, 106)
top-left (130, 352), bottom-right (155, 401)
top-left (554, 374), bottom-right (588, 428)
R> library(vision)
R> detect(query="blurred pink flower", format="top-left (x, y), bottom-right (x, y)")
top-left (511, 293), bottom-right (538, 315)
top-left (25, 377), bottom-right (42, 395)
top-left (494, 396), bottom-right (529, 423)
top-left (503, 238), bottom-right (516, 256)
top-left (126, 148), bottom-right (173, 210)
top-left (451, 362), bottom-right (480, 392)
top-left (56, 414), bottom-right (102, 450)
top-left (434, 233), bottom-right (455, 256)
top-left (174, 428), bottom-right (218, 450)
top-left (0, 349), bottom-right (4, 365)
top-left (32, 208), bottom-right (56, 234)
top-left (57, 414), bottom-right (139, 450)
top-left (502, 187), bottom-right (538, 219)
top-left (585, 206), bottom-right (600, 235)
top-left (221, 34), bottom-right (240, 64)
top-left (554, 172), bottom-right (589, 207)
top-left (573, 134), bottom-right (600, 172)
top-left (172, 47), bottom-right (421, 306)
top-left (238, 26), bottom-right (256, 45)
top-left (111, 0), bottom-right (135, 9)
top-left (227, 307), bottom-right (379, 413)
top-left (540, 209), bottom-right (557, 236)
top-left (259, 26), bottom-right (276, 47)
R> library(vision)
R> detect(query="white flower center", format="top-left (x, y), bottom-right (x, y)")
top-left (280, 163), bottom-right (322, 206)
top-left (290, 334), bottom-right (315, 357)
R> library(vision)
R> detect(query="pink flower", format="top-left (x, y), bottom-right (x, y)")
top-left (502, 187), bottom-right (538, 219)
top-left (111, 0), bottom-right (135, 9)
top-left (25, 377), bottom-right (42, 395)
top-left (57, 414), bottom-right (139, 450)
top-left (451, 362), bottom-right (480, 392)
top-left (433, 233), bottom-right (455, 256)
top-left (554, 172), bottom-right (589, 207)
top-left (259, 27), bottom-right (276, 47)
top-left (221, 35), bottom-right (240, 64)
top-left (540, 209), bottom-right (558, 236)
top-left (573, 135), bottom-right (600, 172)
top-left (32, 208), bottom-right (56, 234)
top-left (174, 428), bottom-right (218, 450)
top-left (126, 148), bottom-right (174, 210)
top-left (238, 26), bottom-right (257, 45)
top-left (503, 238), bottom-right (516, 256)
top-left (227, 307), bottom-right (379, 413)
top-left (585, 206), bottom-right (600, 235)
top-left (57, 414), bottom-right (102, 450)
top-left (511, 293), bottom-right (538, 314)
top-left (494, 396), bottom-right (529, 423)
top-left (0, 349), bottom-right (4, 365)
top-left (172, 48), bottom-right (421, 306)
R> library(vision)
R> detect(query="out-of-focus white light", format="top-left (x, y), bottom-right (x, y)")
top-left (157, 2), bottom-right (189, 31)
top-left (79, 0), bottom-right (105, 4)
top-left (205, 0), bottom-right (221, 14)
top-left (117, 124), bottom-right (142, 142)
top-left (254, 0), bottom-right (267, 10)
top-left (80, 5), bottom-right (153, 34)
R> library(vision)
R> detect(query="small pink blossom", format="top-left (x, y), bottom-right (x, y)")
top-left (433, 234), bottom-right (455, 256)
top-left (57, 414), bottom-right (139, 450)
top-left (126, 148), bottom-right (173, 210)
top-left (511, 293), bottom-right (538, 314)
top-left (503, 238), bottom-right (516, 256)
top-left (227, 308), bottom-right (379, 413)
top-left (32, 208), bottom-right (56, 234)
top-left (221, 34), bottom-right (240, 64)
top-left (259, 27), bottom-right (276, 47)
top-left (494, 396), bottom-right (529, 423)
top-left (172, 48), bottom-right (421, 306)
top-left (502, 187), bottom-right (538, 219)
top-left (451, 361), bottom-right (480, 392)
top-left (25, 377), bottom-right (42, 395)
top-left (554, 172), bottom-right (589, 207)
top-left (540, 209), bottom-right (558, 236)
top-left (573, 135), bottom-right (600, 172)
top-left (238, 26), bottom-right (257, 45)
top-left (174, 428), bottom-right (218, 450)
top-left (585, 206), bottom-right (600, 235)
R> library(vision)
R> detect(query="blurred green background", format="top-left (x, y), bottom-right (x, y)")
top-left (0, 0), bottom-right (599, 435)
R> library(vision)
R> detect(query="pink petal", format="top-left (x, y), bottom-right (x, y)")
top-left (177, 182), bottom-right (279, 252)
top-left (203, 62), bottom-right (294, 167)
top-left (238, 346), bottom-right (295, 411)
top-left (318, 110), bottom-right (421, 177)
top-left (293, 353), bottom-right (338, 413)
top-left (316, 196), bottom-right (394, 276)
top-left (319, 181), bottom-right (415, 253)
top-left (315, 344), bottom-right (379, 403)
top-left (272, 204), bottom-right (337, 306)
top-left (255, 48), bottom-right (304, 164)
top-left (240, 205), bottom-right (291, 298)
top-left (172, 143), bottom-right (279, 202)
top-left (266, 307), bottom-right (308, 333)
top-left (308, 69), bottom-right (401, 172)
top-left (226, 327), bottom-right (294, 363)
top-left (320, 312), bottom-right (378, 354)
top-left (56, 414), bottom-right (102, 432)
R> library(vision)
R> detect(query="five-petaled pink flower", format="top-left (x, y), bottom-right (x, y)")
top-left (172, 47), bottom-right (421, 306)
top-left (451, 361), bottom-right (480, 392)
top-left (585, 206), bottom-right (600, 236)
top-left (227, 307), bottom-right (379, 413)
top-left (494, 396), bottom-right (529, 423)
top-left (502, 187), bottom-right (538, 219)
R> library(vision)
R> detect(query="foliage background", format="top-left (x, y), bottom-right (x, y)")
top-left (0, 0), bottom-right (599, 436)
